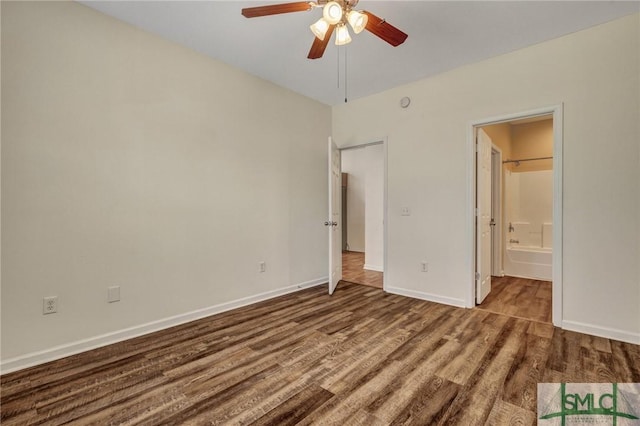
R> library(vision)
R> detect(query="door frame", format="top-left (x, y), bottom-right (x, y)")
top-left (467, 105), bottom-right (563, 327)
top-left (335, 137), bottom-right (388, 291)
top-left (491, 144), bottom-right (504, 277)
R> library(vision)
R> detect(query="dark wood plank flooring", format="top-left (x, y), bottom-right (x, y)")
top-left (342, 251), bottom-right (383, 289)
top-left (2, 282), bottom-right (638, 425)
top-left (476, 276), bottom-right (552, 323)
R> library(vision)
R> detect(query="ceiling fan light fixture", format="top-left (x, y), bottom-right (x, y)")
top-left (310, 17), bottom-right (330, 40)
top-left (347, 10), bottom-right (368, 34)
top-left (335, 23), bottom-right (352, 46)
top-left (323, 1), bottom-right (343, 25)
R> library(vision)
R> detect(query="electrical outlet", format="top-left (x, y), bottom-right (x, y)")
top-left (107, 286), bottom-right (120, 303)
top-left (421, 262), bottom-right (428, 272)
top-left (401, 207), bottom-right (411, 216)
top-left (43, 296), bottom-right (58, 314)
top-left (259, 261), bottom-right (266, 273)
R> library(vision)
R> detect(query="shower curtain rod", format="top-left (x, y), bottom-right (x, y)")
top-left (503, 156), bottom-right (553, 164)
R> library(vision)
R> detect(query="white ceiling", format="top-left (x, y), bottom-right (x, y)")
top-left (80, 1), bottom-right (639, 106)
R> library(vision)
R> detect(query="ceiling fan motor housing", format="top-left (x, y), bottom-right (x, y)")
top-left (315, 0), bottom-right (359, 6)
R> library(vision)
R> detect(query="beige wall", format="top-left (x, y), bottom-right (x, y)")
top-left (1, 2), bottom-right (331, 365)
top-left (510, 119), bottom-right (554, 172)
top-left (333, 14), bottom-right (640, 342)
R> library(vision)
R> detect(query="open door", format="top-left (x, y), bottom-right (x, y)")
top-left (476, 129), bottom-right (492, 303)
top-left (327, 137), bottom-right (342, 294)
top-left (491, 146), bottom-right (503, 276)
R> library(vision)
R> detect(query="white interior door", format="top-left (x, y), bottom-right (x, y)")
top-left (328, 137), bottom-right (342, 294)
top-left (476, 129), bottom-right (493, 303)
top-left (491, 147), bottom-right (502, 276)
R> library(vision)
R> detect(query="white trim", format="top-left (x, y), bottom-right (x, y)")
top-left (363, 264), bottom-right (383, 272)
top-left (339, 138), bottom-right (386, 151)
top-left (551, 107), bottom-right (563, 328)
top-left (386, 286), bottom-right (467, 308)
top-left (466, 124), bottom-right (476, 307)
top-left (382, 137), bottom-right (389, 291)
top-left (504, 273), bottom-right (551, 281)
top-left (562, 320), bottom-right (640, 345)
top-left (0, 278), bottom-right (327, 374)
top-left (467, 105), bottom-right (564, 328)
top-left (340, 140), bottom-right (383, 151)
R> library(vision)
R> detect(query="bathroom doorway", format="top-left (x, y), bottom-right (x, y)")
top-left (470, 106), bottom-right (563, 326)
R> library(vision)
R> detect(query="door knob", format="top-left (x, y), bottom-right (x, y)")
top-left (332, 221), bottom-right (338, 227)
top-left (324, 221), bottom-right (330, 226)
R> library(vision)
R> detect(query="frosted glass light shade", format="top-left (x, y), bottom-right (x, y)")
top-left (335, 24), bottom-right (352, 45)
top-left (310, 18), bottom-right (330, 40)
top-left (323, 1), bottom-right (343, 25)
top-left (347, 10), bottom-right (368, 34)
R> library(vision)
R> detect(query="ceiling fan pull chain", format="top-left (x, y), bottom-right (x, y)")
top-left (337, 44), bottom-right (340, 89)
top-left (344, 45), bottom-right (348, 103)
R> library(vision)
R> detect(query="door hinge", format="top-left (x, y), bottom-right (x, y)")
top-left (475, 272), bottom-right (480, 281)
top-left (475, 207), bottom-right (479, 216)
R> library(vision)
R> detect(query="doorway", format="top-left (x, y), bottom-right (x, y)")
top-left (337, 141), bottom-right (385, 290)
top-left (469, 106), bottom-right (563, 326)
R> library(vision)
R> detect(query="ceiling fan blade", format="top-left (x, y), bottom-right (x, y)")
top-left (362, 11), bottom-right (408, 47)
top-left (307, 24), bottom-right (335, 59)
top-left (241, 2), bottom-right (313, 18)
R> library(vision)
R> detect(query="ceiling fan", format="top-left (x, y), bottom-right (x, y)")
top-left (241, 0), bottom-right (408, 59)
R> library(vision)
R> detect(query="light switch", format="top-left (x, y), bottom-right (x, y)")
top-left (107, 286), bottom-right (120, 303)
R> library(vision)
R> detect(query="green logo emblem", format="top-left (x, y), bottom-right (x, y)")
top-left (538, 383), bottom-right (640, 425)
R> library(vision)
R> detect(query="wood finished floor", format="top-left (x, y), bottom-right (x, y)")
top-left (342, 251), bottom-right (383, 289)
top-left (2, 282), bottom-right (639, 425)
top-left (475, 276), bottom-right (552, 324)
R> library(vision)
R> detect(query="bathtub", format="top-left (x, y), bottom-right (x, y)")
top-left (503, 244), bottom-right (552, 281)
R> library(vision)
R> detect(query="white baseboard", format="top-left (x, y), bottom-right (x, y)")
top-left (363, 264), bottom-right (383, 272)
top-left (504, 273), bottom-right (552, 281)
top-left (386, 286), bottom-right (467, 308)
top-left (0, 277), bottom-right (327, 375)
top-left (562, 320), bottom-right (640, 345)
